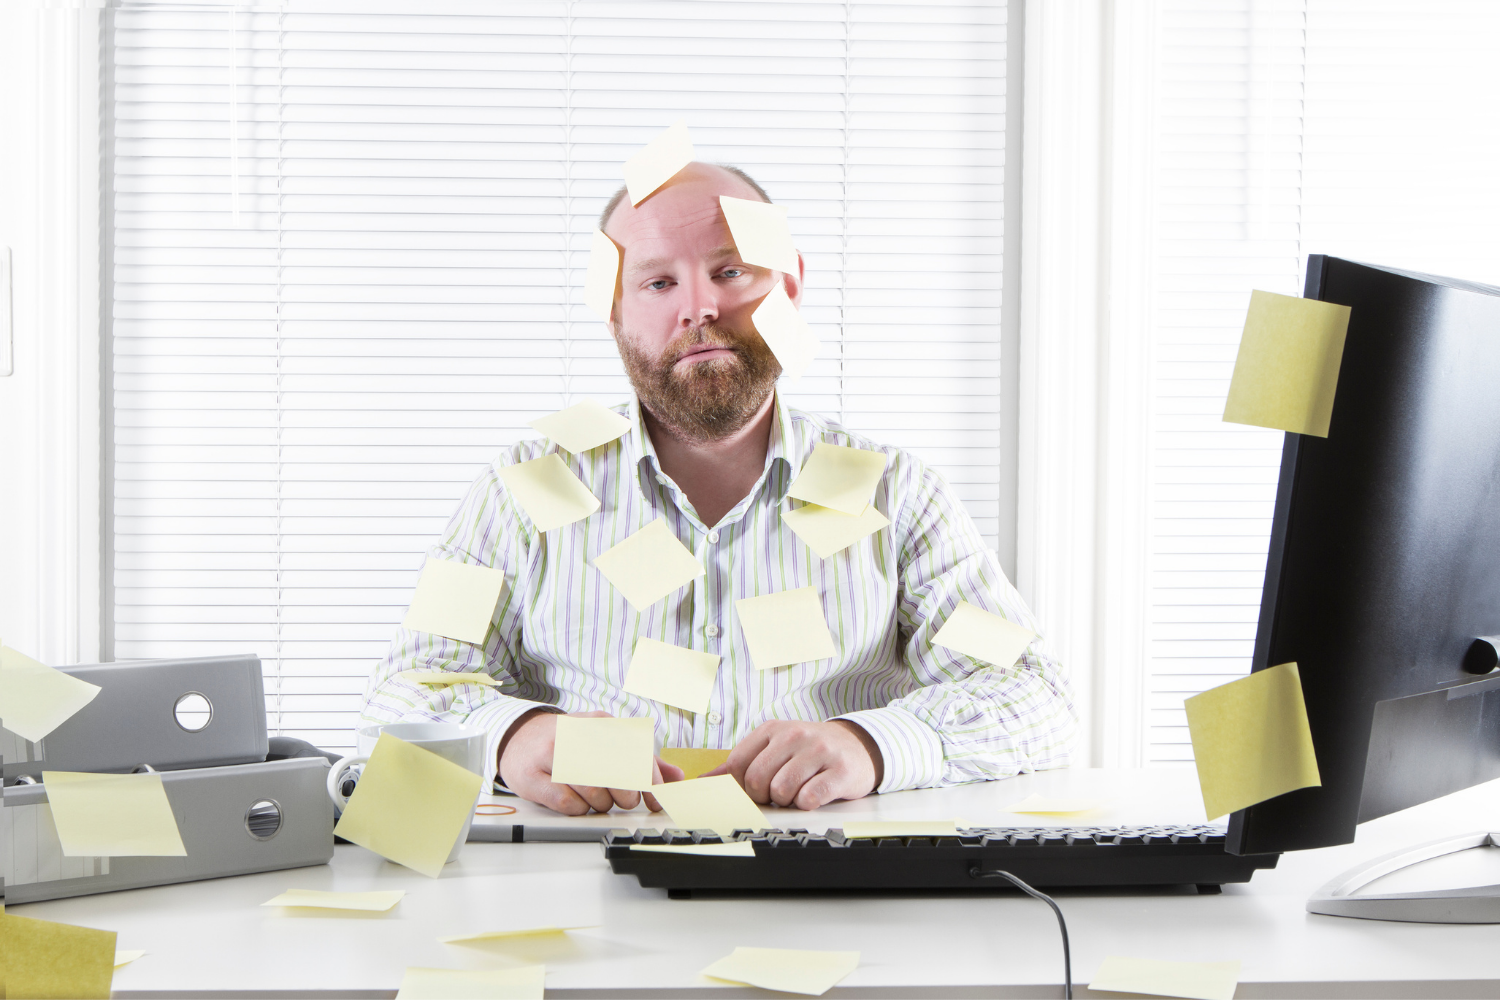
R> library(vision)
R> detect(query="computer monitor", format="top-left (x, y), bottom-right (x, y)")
top-left (1229, 255), bottom-right (1500, 857)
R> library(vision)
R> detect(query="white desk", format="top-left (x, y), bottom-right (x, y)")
top-left (14, 768), bottom-right (1500, 998)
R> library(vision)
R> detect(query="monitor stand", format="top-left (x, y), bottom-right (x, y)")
top-left (1307, 831), bottom-right (1500, 923)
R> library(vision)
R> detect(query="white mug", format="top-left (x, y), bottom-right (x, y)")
top-left (328, 722), bottom-right (488, 865)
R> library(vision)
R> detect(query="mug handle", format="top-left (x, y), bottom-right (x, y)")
top-left (326, 754), bottom-right (369, 811)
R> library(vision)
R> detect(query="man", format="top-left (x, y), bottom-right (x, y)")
top-left (361, 162), bottom-right (1076, 815)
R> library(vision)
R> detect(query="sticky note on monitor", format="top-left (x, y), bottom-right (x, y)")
top-left (735, 586), bottom-right (838, 670)
top-left (659, 747), bottom-right (732, 780)
top-left (1, 913), bottom-right (117, 1000)
top-left (783, 502), bottom-right (890, 559)
top-left (582, 229), bottom-right (622, 323)
top-left (720, 195), bottom-right (799, 274)
top-left (1223, 289), bottom-right (1351, 438)
top-left (550, 715), bottom-right (655, 791)
top-left (497, 453), bottom-right (601, 532)
top-left (1185, 661), bottom-right (1321, 821)
top-left (1089, 956), bottom-right (1241, 1000)
top-left (396, 965), bottom-right (545, 1000)
top-left (42, 771), bottom-right (187, 857)
top-left (0, 644), bottom-right (102, 743)
top-left (592, 519), bottom-right (705, 612)
top-left (529, 398), bottom-right (630, 454)
top-left (622, 637), bottom-right (720, 714)
top-left (623, 120), bottom-right (694, 206)
top-left (262, 889), bottom-right (406, 912)
top-left (751, 282), bottom-right (818, 384)
top-left (786, 443), bottom-right (889, 516)
top-left (332, 733), bottom-right (484, 878)
top-left (931, 601), bottom-right (1036, 670)
top-left (650, 773), bottom-right (767, 835)
top-left (402, 557), bottom-right (506, 646)
top-left (701, 947), bottom-right (860, 997)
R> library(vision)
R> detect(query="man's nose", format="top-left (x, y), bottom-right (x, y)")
top-left (678, 271), bottom-right (719, 328)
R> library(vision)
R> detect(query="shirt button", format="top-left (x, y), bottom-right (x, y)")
top-left (707, 530), bottom-right (720, 543)
top-left (655, 474), bottom-right (667, 485)
top-left (704, 624), bottom-right (721, 638)
top-left (707, 712), bottom-right (723, 725)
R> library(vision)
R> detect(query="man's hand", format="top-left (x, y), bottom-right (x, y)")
top-left (497, 709), bottom-right (684, 815)
top-left (703, 719), bottom-right (884, 810)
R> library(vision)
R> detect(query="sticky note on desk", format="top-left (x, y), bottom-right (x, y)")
top-left (262, 889), bottom-right (406, 912)
top-left (402, 558), bottom-right (506, 646)
top-left (783, 502), bottom-right (889, 559)
top-left (720, 195), bottom-right (800, 274)
top-left (42, 771), bottom-right (187, 857)
top-left (1089, 956), bottom-right (1241, 1000)
top-left (651, 773), bottom-right (767, 836)
top-left (751, 282), bottom-right (818, 384)
top-left (399, 671), bottom-right (500, 688)
top-left (440, 925), bottom-right (595, 944)
top-left (622, 637), bottom-right (720, 714)
top-left (623, 120), bottom-right (694, 206)
top-left (497, 454), bottom-right (600, 532)
top-left (530, 398), bottom-right (630, 455)
top-left (582, 229), bottom-right (622, 323)
top-left (632, 840), bottom-right (756, 858)
top-left (1185, 661), bottom-right (1321, 820)
top-left (842, 821), bottom-right (959, 839)
top-left (592, 519), bottom-right (705, 612)
top-left (702, 947), bottom-right (860, 997)
top-left (932, 601), bottom-right (1036, 670)
top-left (1223, 289), bottom-right (1350, 438)
top-left (114, 949), bottom-right (146, 967)
top-left (0, 644), bottom-right (102, 743)
top-left (787, 443), bottom-right (889, 515)
top-left (659, 747), bottom-right (732, 780)
top-left (333, 733), bottom-right (484, 878)
top-left (735, 586), bottom-right (837, 670)
top-left (396, 965), bottom-right (545, 1000)
top-left (1, 913), bottom-right (117, 1000)
top-left (550, 715), bottom-right (655, 791)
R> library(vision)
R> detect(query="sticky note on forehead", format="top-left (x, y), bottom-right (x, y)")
top-left (529, 398), bottom-right (630, 454)
top-left (786, 442), bottom-right (889, 515)
top-left (751, 282), bottom-right (818, 384)
top-left (0, 644), bottom-right (102, 743)
top-left (42, 770), bottom-right (187, 857)
top-left (720, 195), bottom-right (799, 274)
top-left (402, 557), bottom-right (506, 646)
top-left (622, 637), bottom-right (721, 715)
top-left (592, 518), bottom-right (705, 612)
top-left (497, 453), bottom-right (601, 531)
top-left (650, 773), bottom-right (767, 835)
top-left (623, 120), bottom-right (694, 206)
top-left (1223, 289), bottom-right (1351, 438)
top-left (550, 715), bottom-right (656, 792)
top-left (583, 229), bottom-right (621, 323)
top-left (931, 601), bottom-right (1036, 669)
top-left (735, 586), bottom-right (838, 670)
top-left (783, 502), bottom-right (890, 559)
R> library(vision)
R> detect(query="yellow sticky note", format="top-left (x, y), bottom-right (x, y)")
top-left (783, 502), bottom-right (890, 559)
top-left (396, 965), bottom-right (545, 1000)
top-left (399, 671), bottom-right (500, 688)
top-left (632, 841), bottom-right (756, 857)
top-left (0, 644), bottom-right (102, 743)
top-left (1185, 661), bottom-right (1321, 821)
top-left (702, 947), bottom-right (860, 997)
top-left (1, 913), bottom-right (117, 1000)
top-left (842, 821), bottom-right (959, 839)
top-left (650, 774), bottom-right (767, 836)
top-left (529, 398), bottom-right (630, 454)
top-left (333, 733), bottom-right (485, 878)
top-left (440, 925), bottom-right (594, 944)
top-left (786, 443), bottom-right (889, 516)
top-left (114, 950), bottom-right (146, 967)
top-left (751, 282), bottom-right (818, 383)
top-left (720, 195), bottom-right (799, 274)
top-left (932, 601), bottom-right (1036, 669)
top-left (262, 889), bottom-right (406, 912)
top-left (42, 771), bottom-right (187, 857)
top-left (623, 120), bottom-right (694, 206)
top-left (1089, 956), bottom-right (1241, 1000)
top-left (496, 454), bottom-right (601, 532)
top-left (1223, 289), bottom-right (1351, 438)
top-left (550, 715), bottom-right (655, 791)
top-left (735, 586), bottom-right (837, 670)
top-left (402, 558), bottom-right (506, 646)
top-left (659, 747), bottom-right (731, 780)
top-left (1007, 794), bottom-right (1106, 814)
top-left (582, 229), bottom-right (622, 323)
top-left (622, 638), bottom-right (720, 714)
top-left (592, 519), bottom-right (705, 612)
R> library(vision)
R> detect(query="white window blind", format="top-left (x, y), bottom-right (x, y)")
top-left (1149, 0), bottom-right (1500, 763)
top-left (109, 0), bottom-right (1008, 751)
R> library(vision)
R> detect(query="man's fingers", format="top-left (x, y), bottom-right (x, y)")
top-left (767, 753), bottom-right (825, 808)
top-left (793, 770), bottom-right (843, 811)
top-left (532, 778), bottom-right (593, 816)
top-left (742, 740), bottom-right (798, 804)
top-left (655, 759), bottom-right (686, 783)
top-left (609, 787), bottom-right (642, 811)
top-left (723, 726), bottom-right (776, 782)
top-left (567, 783), bottom-right (617, 813)
top-left (643, 790), bottom-right (665, 812)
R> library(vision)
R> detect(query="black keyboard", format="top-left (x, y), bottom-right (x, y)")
top-left (604, 825), bottom-right (1279, 897)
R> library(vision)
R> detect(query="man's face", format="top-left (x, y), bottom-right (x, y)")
top-left (604, 164), bottom-right (801, 442)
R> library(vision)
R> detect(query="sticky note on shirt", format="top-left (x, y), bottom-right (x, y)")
top-left (497, 453), bottom-right (601, 532)
top-left (623, 120), bottom-right (694, 206)
top-left (582, 229), bottom-right (622, 323)
top-left (550, 715), bottom-right (655, 791)
top-left (402, 558), bottom-right (506, 646)
top-left (632, 840), bottom-right (756, 858)
top-left (1185, 661), bottom-right (1321, 821)
top-left (786, 443), bottom-right (889, 516)
top-left (659, 747), bottom-right (732, 780)
top-left (783, 502), bottom-right (890, 559)
top-left (735, 586), bottom-right (838, 670)
top-left (1223, 289), bottom-right (1351, 438)
top-left (42, 771), bottom-right (187, 857)
top-left (1006, 794), bottom-right (1106, 814)
top-left (399, 671), bottom-right (500, 688)
top-left (529, 398), bottom-right (630, 454)
top-left (702, 947), bottom-right (860, 997)
top-left (932, 601), bottom-right (1035, 669)
top-left (262, 889), bottom-right (406, 912)
top-left (720, 195), bottom-right (799, 274)
top-left (0, 644), bottom-right (102, 743)
top-left (1, 913), bottom-right (117, 1000)
top-left (651, 773), bottom-right (767, 835)
top-left (842, 821), bottom-right (959, 839)
top-left (333, 733), bottom-right (485, 878)
top-left (396, 965), bottom-right (545, 1000)
top-left (751, 282), bottom-right (818, 383)
top-left (622, 637), bottom-right (720, 714)
top-left (1089, 956), bottom-right (1242, 1000)
top-left (592, 519), bottom-right (705, 612)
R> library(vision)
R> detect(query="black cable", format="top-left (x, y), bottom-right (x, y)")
top-left (970, 867), bottom-right (1073, 1000)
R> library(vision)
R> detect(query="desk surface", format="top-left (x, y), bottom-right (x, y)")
top-left (14, 767), bottom-right (1500, 999)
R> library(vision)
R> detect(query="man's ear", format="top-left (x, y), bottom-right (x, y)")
top-left (782, 252), bottom-right (806, 307)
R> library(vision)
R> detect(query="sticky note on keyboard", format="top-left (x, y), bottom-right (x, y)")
top-left (2, 913), bottom-right (117, 1000)
top-left (632, 841), bottom-right (756, 858)
top-left (720, 195), bottom-right (799, 274)
top-left (1185, 661), bottom-right (1321, 820)
top-left (529, 398), bottom-right (630, 454)
top-left (932, 601), bottom-right (1035, 670)
top-left (396, 965), bottom-right (545, 1000)
top-left (751, 282), bottom-right (818, 383)
top-left (0, 644), bottom-right (102, 743)
top-left (1006, 794), bottom-right (1105, 814)
top-left (592, 519), bottom-right (705, 612)
top-left (262, 889), bottom-right (406, 912)
top-left (402, 558), bottom-right (506, 646)
top-left (842, 821), bottom-right (959, 839)
top-left (550, 715), bottom-right (655, 791)
top-left (786, 443), bottom-right (889, 515)
top-left (623, 120), bottom-right (694, 206)
top-left (735, 586), bottom-right (837, 670)
top-left (1223, 289), bottom-right (1350, 438)
top-left (582, 229), bottom-right (622, 323)
top-left (650, 773), bottom-right (767, 835)
top-left (622, 637), bottom-right (720, 714)
top-left (702, 947), bottom-right (860, 997)
top-left (1089, 956), bottom-right (1241, 1000)
top-left (659, 747), bottom-right (732, 780)
top-left (497, 453), bottom-right (601, 532)
top-left (782, 502), bottom-right (889, 559)
top-left (42, 771), bottom-right (187, 857)
top-left (333, 733), bottom-right (484, 878)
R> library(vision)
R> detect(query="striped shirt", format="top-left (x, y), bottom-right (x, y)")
top-left (361, 395), bottom-right (1077, 793)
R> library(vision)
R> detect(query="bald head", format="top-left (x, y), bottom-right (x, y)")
top-left (598, 162), bottom-right (772, 237)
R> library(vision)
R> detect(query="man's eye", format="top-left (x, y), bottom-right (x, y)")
top-left (648, 279), bottom-right (670, 290)
top-left (720, 268), bottom-right (744, 279)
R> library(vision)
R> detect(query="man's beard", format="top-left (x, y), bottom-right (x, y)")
top-left (615, 323), bottom-right (781, 444)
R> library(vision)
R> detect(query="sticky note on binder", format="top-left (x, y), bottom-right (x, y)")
top-left (402, 558), bottom-right (507, 646)
top-left (1185, 661), bottom-right (1321, 820)
top-left (1223, 289), bottom-right (1351, 438)
top-left (549, 715), bottom-right (655, 792)
top-left (623, 120), bottom-right (694, 206)
top-left (786, 443), bottom-right (889, 516)
top-left (1, 913), bottom-right (117, 1000)
top-left (701, 947), bottom-right (860, 997)
top-left (582, 229), bottom-right (622, 323)
top-left (42, 771), bottom-right (187, 857)
top-left (497, 453), bottom-right (601, 532)
top-left (735, 587), bottom-right (838, 670)
top-left (651, 773), bottom-right (767, 835)
top-left (720, 195), bottom-right (800, 274)
top-left (750, 282), bottom-right (818, 384)
top-left (622, 637), bottom-right (720, 714)
top-left (783, 502), bottom-right (889, 559)
top-left (931, 601), bottom-right (1036, 670)
top-left (0, 643), bottom-right (102, 743)
top-left (592, 519), bottom-right (705, 612)
top-left (529, 398), bottom-right (630, 454)
top-left (1089, 956), bottom-right (1241, 1000)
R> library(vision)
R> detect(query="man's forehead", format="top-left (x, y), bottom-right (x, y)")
top-left (606, 163), bottom-right (763, 268)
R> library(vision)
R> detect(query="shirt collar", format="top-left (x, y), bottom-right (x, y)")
top-left (627, 391), bottom-right (800, 503)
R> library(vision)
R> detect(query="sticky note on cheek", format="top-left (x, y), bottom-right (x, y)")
top-left (582, 229), bottom-right (622, 323)
top-left (931, 601), bottom-right (1036, 670)
top-left (402, 558), bottom-right (507, 646)
top-left (549, 715), bottom-right (656, 791)
top-left (1223, 289), bottom-right (1351, 438)
top-left (720, 195), bottom-right (799, 274)
top-left (751, 282), bottom-right (818, 384)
